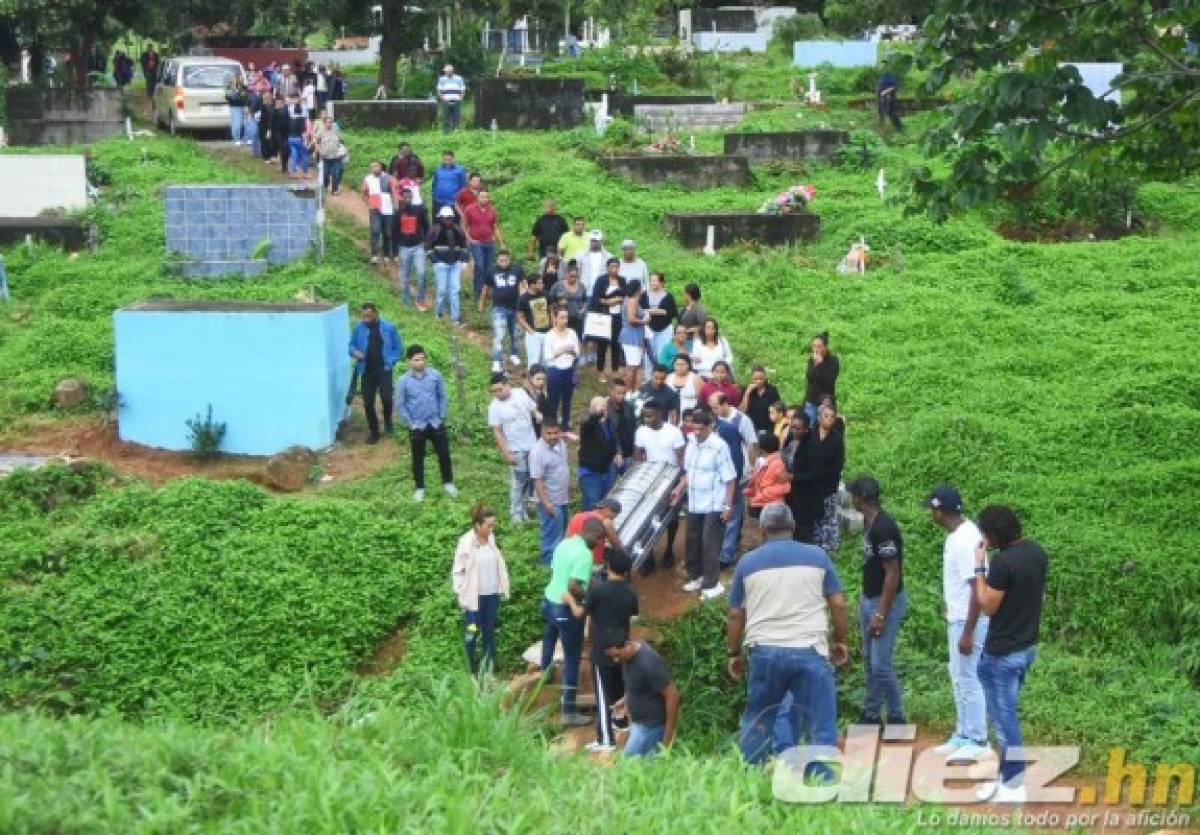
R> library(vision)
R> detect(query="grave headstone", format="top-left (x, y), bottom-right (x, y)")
top-left (473, 78), bottom-right (586, 130)
top-left (4, 87), bottom-right (126, 145)
top-left (723, 131), bottom-right (849, 162)
top-left (113, 301), bottom-right (351, 455)
top-left (665, 212), bottom-right (820, 251)
top-left (330, 100), bottom-right (438, 130)
top-left (0, 155), bottom-right (88, 219)
top-left (602, 155), bottom-right (750, 189)
top-left (793, 40), bottom-right (878, 68)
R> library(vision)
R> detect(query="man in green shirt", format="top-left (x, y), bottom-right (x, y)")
top-left (557, 215), bottom-right (589, 264)
top-left (541, 517), bottom-right (606, 726)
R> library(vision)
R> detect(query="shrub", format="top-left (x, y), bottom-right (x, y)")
top-left (185, 404), bottom-right (227, 459)
top-left (770, 13), bottom-right (825, 54)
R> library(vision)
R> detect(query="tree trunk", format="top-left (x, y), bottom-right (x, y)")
top-left (378, 0), bottom-right (407, 94)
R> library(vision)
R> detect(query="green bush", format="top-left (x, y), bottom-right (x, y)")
top-left (770, 13), bottom-right (825, 54)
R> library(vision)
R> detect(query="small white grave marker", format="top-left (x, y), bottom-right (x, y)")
top-left (703, 225), bottom-right (716, 256)
top-left (876, 168), bottom-right (887, 199)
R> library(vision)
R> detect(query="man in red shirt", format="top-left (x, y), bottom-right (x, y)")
top-left (567, 497), bottom-right (624, 567)
top-left (455, 172), bottom-right (483, 215)
top-left (463, 189), bottom-right (503, 301)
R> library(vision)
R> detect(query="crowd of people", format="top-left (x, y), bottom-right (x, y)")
top-left (344, 144), bottom-right (1047, 795)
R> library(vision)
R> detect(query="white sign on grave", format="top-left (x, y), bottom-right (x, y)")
top-left (0, 154), bottom-right (88, 219)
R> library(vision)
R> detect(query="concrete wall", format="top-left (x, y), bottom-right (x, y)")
top-left (164, 185), bottom-right (317, 278)
top-left (331, 100), bottom-right (437, 131)
top-left (474, 78), bottom-right (586, 129)
top-left (793, 40), bottom-right (878, 68)
top-left (634, 102), bottom-right (747, 131)
top-left (0, 154), bottom-right (88, 218)
top-left (309, 39), bottom-right (379, 67)
top-left (694, 32), bottom-right (769, 53)
top-left (4, 87), bottom-right (126, 146)
top-left (603, 155), bottom-right (749, 189)
top-left (0, 217), bottom-right (87, 250)
top-left (693, 8), bottom-right (757, 32)
top-left (113, 301), bottom-right (351, 455)
top-left (723, 130), bottom-right (849, 162)
top-left (665, 212), bottom-right (820, 250)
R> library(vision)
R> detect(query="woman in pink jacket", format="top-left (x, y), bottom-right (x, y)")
top-left (745, 431), bottom-right (791, 535)
top-left (452, 503), bottom-right (511, 676)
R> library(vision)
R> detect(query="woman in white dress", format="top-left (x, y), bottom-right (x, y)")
top-left (667, 354), bottom-right (702, 424)
top-left (690, 317), bottom-right (733, 380)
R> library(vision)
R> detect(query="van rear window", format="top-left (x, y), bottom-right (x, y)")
top-left (183, 65), bottom-right (238, 89)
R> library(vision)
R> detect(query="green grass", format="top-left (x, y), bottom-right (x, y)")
top-left (1, 81), bottom-right (1199, 820)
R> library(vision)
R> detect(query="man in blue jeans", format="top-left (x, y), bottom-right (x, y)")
top-left (605, 633), bottom-right (679, 758)
top-left (971, 504), bottom-right (1048, 804)
top-left (530, 423), bottom-right (570, 566)
top-left (477, 248), bottom-right (524, 373)
top-left (926, 484), bottom-right (991, 764)
top-left (541, 517), bottom-right (606, 727)
top-left (847, 475), bottom-right (908, 727)
top-left (727, 502), bottom-right (849, 776)
top-left (425, 206), bottom-right (468, 326)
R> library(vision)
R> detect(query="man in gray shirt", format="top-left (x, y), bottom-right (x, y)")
top-left (487, 373), bottom-right (540, 522)
top-left (530, 422), bottom-right (570, 566)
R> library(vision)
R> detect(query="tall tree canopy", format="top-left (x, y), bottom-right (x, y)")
top-left (909, 1), bottom-right (1200, 221)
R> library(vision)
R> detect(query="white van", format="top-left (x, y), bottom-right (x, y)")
top-left (153, 56), bottom-right (245, 135)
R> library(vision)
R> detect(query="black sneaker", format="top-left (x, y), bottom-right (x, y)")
top-left (639, 560), bottom-right (656, 577)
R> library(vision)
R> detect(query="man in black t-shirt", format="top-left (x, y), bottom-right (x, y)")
top-left (971, 504), bottom-right (1048, 803)
top-left (479, 249), bottom-right (525, 373)
top-left (847, 476), bottom-right (908, 727)
top-left (566, 550), bottom-right (639, 752)
top-left (516, 273), bottom-right (552, 371)
top-left (604, 635), bottom-right (679, 758)
top-left (529, 198), bottom-right (569, 260)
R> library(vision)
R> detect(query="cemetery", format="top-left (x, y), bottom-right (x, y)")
top-left (0, 3), bottom-right (1198, 830)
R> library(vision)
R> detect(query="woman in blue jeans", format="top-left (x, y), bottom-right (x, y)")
top-left (542, 306), bottom-right (580, 429)
top-left (451, 504), bottom-right (511, 676)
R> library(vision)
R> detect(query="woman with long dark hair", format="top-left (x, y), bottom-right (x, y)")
top-left (691, 318), bottom-right (733, 380)
top-left (805, 332), bottom-right (840, 425)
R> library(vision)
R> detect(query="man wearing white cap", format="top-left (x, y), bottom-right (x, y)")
top-left (578, 230), bottom-right (611, 297)
top-left (425, 206), bottom-right (470, 325)
top-left (437, 64), bottom-right (466, 133)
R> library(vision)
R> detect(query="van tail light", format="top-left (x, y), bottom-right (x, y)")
top-left (174, 86), bottom-right (185, 109)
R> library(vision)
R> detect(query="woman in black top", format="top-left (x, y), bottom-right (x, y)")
top-left (639, 271), bottom-right (678, 374)
top-left (590, 259), bottom-right (626, 377)
top-left (255, 93), bottom-right (277, 161)
top-left (782, 410), bottom-right (816, 542)
top-left (539, 253), bottom-right (562, 294)
top-left (789, 404), bottom-right (844, 547)
top-left (740, 365), bottom-right (782, 434)
top-left (804, 332), bottom-right (840, 425)
top-left (269, 98), bottom-right (292, 174)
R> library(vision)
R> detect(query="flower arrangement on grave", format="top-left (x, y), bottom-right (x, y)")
top-left (759, 184), bottom-right (816, 215)
top-left (646, 131), bottom-right (682, 154)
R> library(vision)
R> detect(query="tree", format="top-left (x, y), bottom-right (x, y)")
top-left (0, 0), bottom-right (147, 85)
top-left (909, 0), bottom-right (1200, 221)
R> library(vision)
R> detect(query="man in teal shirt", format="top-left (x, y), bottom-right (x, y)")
top-left (541, 518), bottom-right (606, 726)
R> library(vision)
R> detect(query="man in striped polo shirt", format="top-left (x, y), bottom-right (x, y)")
top-left (436, 64), bottom-right (466, 133)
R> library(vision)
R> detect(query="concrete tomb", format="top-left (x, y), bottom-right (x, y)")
top-left (164, 184), bottom-right (318, 278)
top-left (723, 131), bottom-right (849, 162)
top-left (113, 301), bottom-right (351, 455)
top-left (633, 102), bottom-right (747, 131)
top-left (330, 100), bottom-right (437, 131)
top-left (604, 94), bottom-right (717, 118)
top-left (602, 155), bottom-right (750, 189)
top-left (665, 212), bottom-right (820, 251)
top-left (792, 40), bottom-right (879, 68)
top-left (4, 87), bottom-right (126, 146)
top-left (0, 153), bottom-right (90, 249)
top-left (473, 78), bottom-right (586, 130)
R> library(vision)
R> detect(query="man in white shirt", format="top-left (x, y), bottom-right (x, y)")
top-left (578, 230), bottom-right (611, 296)
top-left (710, 391), bottom-right (759, 568)
top-left (487, 373), bottom-right (540, 522)
top-left (926, 484), bottom-right (990, 763)
top-left (635, 401), bottom-right (686, 575)
top-left (670, 408), bottom-right (736, 600)
top-left (436, 64), bottom-right (466, 133)
top-left (617, 239), bottom-right (649, 286)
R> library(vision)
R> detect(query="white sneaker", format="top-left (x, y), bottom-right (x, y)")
top-left (976, 781), bottom-right (1026, 804)
top-left (933, 735), bottom-right (968, 756)
top-left (584, 741), bottom-right (616, 753)
top-left (370, 256), bottom-right (379, 265)
top-left (700, 582), bottom-right (726, 600)
top-left (491, 361), bottom-right (503, 373)
top-left (509, 354), bottom-right (521, 367)
top-left (444, 483), bottom-right (459, 498)
top-left (412, 489), bottom-right (425, 503)
top-left (947, 742), bottom-right (991, 764)
top-left (682, 578), bottom-right (703, 592)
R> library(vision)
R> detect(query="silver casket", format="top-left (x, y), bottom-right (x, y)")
top-left (608, 460), bottom-right (685, 569)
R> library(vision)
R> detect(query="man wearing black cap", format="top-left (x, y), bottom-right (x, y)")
top-left (564, 548), bottom-right (639, 753)
top-left (847, 475), bottom-right (907, 727)
top-left (926, 485), bottom-right (990, 764)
